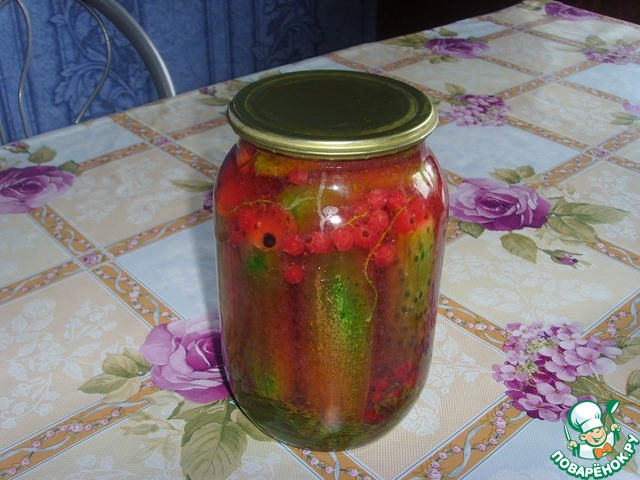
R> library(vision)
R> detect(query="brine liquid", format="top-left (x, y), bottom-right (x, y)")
top-left (214, 140), bottom-right (448, 450)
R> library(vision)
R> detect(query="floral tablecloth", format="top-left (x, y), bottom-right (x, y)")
top-left (1, 1), bottom-right (639, 479)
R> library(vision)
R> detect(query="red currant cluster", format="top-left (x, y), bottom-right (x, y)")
top-left (365, 360), bottom-right (419, 423)
top-left (226, 187), bottom-right (431, 284)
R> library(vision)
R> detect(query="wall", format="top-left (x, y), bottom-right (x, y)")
top-left (0, 0), bottom-right (377, 143)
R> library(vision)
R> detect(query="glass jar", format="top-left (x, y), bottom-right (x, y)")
top-left (214, 70), bottom-right (448, 451)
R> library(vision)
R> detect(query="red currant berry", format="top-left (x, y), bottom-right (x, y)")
top-left (353, 226), bottom-right (379, 250)
top-left (284, 265), bottom-right (304, 284)
top-left (367, 209), bottom-right (390, 233)
top-left (331, 227), bottom-right (354, 251)
top-left (386, 189), bottom-right (407, 211)
top-left (392, 210), bottom-right (414, 234)
top-left (365, 189), bottom-right (388, 210)
top-left (373, 243), bottom-right (397, 267)
top-left (408, 197), bottom-right (427, 222)
top-left (282, 234), bottom-right (305, 256)
top-left (306, 231), bottom-right (332, 254)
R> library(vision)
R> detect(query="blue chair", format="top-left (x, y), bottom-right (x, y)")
top-left (0, 0), bottom-right (175, 144)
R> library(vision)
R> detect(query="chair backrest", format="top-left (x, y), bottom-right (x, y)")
top-left (0, 0), bottom-right (175, 144)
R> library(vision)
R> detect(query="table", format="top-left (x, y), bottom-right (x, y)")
top-left (1, 1), bottom-right (639, 478)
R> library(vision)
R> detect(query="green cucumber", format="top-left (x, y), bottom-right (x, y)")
top-left (236, 245), bottom-right (296, 403)
top-left (306, 250), bottom-right (374, 423)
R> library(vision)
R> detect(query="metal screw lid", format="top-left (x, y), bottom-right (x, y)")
top-left (226, 70), bottom-right (438, 160)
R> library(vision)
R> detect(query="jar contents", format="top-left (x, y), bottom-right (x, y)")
top-left (215, 139), bottom-right (448, 450)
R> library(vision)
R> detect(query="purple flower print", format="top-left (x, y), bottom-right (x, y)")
top-left (450, 178), bottom-right (552, 231)
top-left (544, 2), bottom-right (601, 21)
top-left (203, 189), bottom-right (213, 212)
top-left (442, 94), bottom-right (510, 127)
top-left (427, 470), bottom-right (442, 480)
top-left (584, 335), bottom-right (623, 359)
top-left (544, 355), bottom-right (578, 382)
top-left (493, 417), bottom-right (507, 428)
top-left (536, 381), bottom-right (576, 406)
top-left (517, 393), bottom-right (563, 421)
top-left (564, 346), bottom-right (617, 376)
top-left (584, 45), bottom-right (640, 65)
top-left (492, 363), bottom-right (528, 383)
top-left (140, 313), bottom-right (230, 403)
top-left (0, 166), bottom-right (75, 214)
top-left (623, 102), bottom-right (640, 116)
top-left (425, 38), bottom-right (489, 59)
top-left (547, 250), bottom-right (580, 267)
top-left (80, 253), bottom-right (103, 266)
top-left (555, 326), bottom-right (587, 351)
top-left (492, 322), bottom-right (622, 422)
top-left (3, 141), bottom-right (29, 154)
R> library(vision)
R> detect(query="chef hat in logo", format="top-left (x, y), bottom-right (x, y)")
top-left (568, 400), bottom-right (604, 434)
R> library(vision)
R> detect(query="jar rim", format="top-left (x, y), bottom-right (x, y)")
top-left (226, 70), bottom-right (438, 160)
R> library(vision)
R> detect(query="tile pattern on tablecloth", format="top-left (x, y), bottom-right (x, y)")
top-left (0, 273), bottom-right (150, 446)
top-left (531, 17), bottom-right (640, 45)
top-left (567, 63), bottom-right (640, 103)
top-left (506, 83), bottom-right (628, 146)
top-left (555, 161), bottom-right (640, 253)
top-left (604, 330), bottom-right (640, 396)
top-left (174, 123), bottom-right (238, 167)
top-left (118, 222), bottom-right (219, 320)
top-left (487, 31), bottom-right (587, 74)
top-left (0, 118), bottom-right (145, 169)
top-left (440, 231), bottom-right (639, 327)
top-left (2, 2), bottom-right (640, 479)
top-left (441, 17), bottom-right (509, 38)
top-left (465, 420), bottom-right (640, 480)
top-left (126, 91), bottom-right (227, 135)
top-left (392, 58), bottom-right (534, 96)
top-left (616, 141), bottom-right (640, 164)
top-left (427, 123), bottom-right (578, 178)
top-left (484, 4), bottom-right (544, 26)
top-left (17, 402), bottom-right (317, 480)
top-left (331, 43), bottom-right (420, 70)
top-left (50, 148), bottom-right (212, 245)
top-left (0, 215), bottom-right (70, 286)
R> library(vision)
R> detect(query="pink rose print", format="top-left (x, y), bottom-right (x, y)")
top-left (0, 166), bottom-right (75, 214)
top-left (140, 313), bottom-right (230, 403)
top-left (450, 178), bottom-right (551, 231)
top-left (547, 250), bottom-right (580, 267)
top-left (544, 2), bottom-right (601, 21)
top-left (584, 45), bottom-right (640, 65)
top-left (425, 38), bottom-right (489, 59)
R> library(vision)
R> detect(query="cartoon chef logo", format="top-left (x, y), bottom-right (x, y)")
top-left (565, 400), bottom-right (620, 460)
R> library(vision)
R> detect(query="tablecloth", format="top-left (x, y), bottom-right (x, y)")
top-left (1, 1), bottom-right (639, 478)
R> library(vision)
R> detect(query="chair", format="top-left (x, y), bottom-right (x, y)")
top-left (0, 0), bottom-right (175, 144)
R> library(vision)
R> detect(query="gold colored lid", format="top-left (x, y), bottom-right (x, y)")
top-left (226, 70), bottom-right (438, 160)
